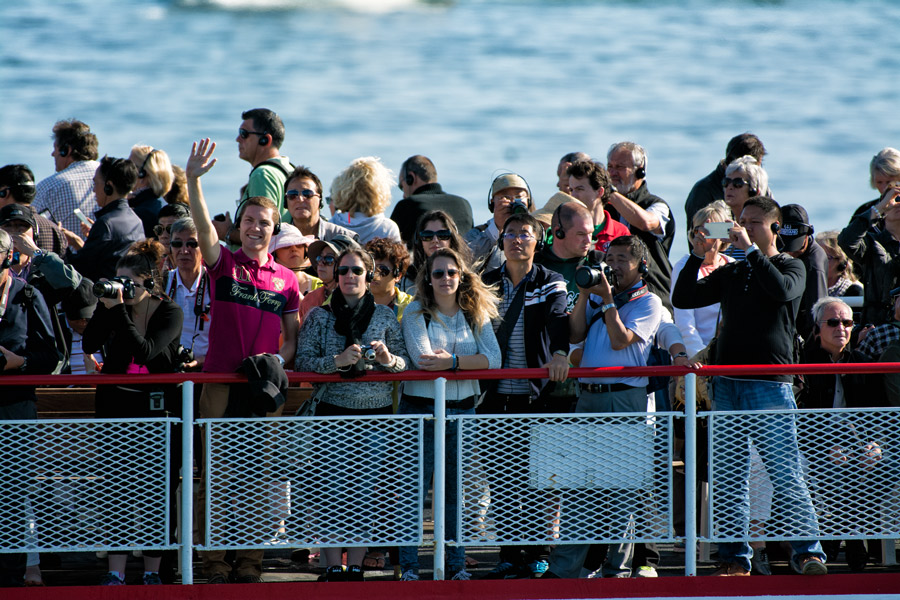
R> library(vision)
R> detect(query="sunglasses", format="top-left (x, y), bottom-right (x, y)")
top-left (285, 189), bottom-right (319, 201)
top-left (373, 265), bottom-right (394, 278)
top-left (316, 255), bottom-right (336, 266)
top-left (418, 229), bottom-right (452, 242)
top-left (170, 239), bottom-right (199, 249)
top-left (821, 318), bottom-right (854, 328)
top-left (431, 268), bottom-right (460, 280)
top-left (337, 265), bottom-right (366, 276)
top-left (722, 177), bottom-right (750, 189)
top-left (153, 224), bottom-right (172, 236)
top-left (238, 128), bottom-right (267, 139)
top-left (0, 188), bottom-right (9, 199)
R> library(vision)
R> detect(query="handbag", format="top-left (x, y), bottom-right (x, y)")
top-left (296, 383), bottom-right (329, 417)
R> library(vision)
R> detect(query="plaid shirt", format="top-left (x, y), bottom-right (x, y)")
top-left (857, 322), bottom-right (900, 359)
top-left (33, 160), bottom-right (100, 236)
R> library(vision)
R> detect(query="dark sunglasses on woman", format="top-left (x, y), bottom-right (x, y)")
top-left (337, 265), bottom-right (366, 276)
top-left (418, 229), bottom-right (452, 242)
top-left (431, 268), bottom-right (460, 280)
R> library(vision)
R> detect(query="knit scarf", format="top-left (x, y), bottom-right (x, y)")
top-left (328, 288), bottom-right (376, 378)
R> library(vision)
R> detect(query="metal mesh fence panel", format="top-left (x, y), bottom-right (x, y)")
top-left (200, 415), bottom-right (423, 549)
top-left (706, 407), bottom-right (900, 542)
top-left (456, 413), bottom-right (674, 545)
top-left (0, 418), bottom-right (175, 553)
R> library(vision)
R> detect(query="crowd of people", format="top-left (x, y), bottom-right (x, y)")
top-left (1, 109), bottom-right (899, 587)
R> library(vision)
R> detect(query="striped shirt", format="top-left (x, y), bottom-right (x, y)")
top-left (496, 266), bottom-right (532, 395)
top-left (33, 160), bottom-right (100, 236)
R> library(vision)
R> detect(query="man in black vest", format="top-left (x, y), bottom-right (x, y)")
top-left (605, 142), bottom-right (674, 313)
top-left (391, 155), bottom-right (473, 248)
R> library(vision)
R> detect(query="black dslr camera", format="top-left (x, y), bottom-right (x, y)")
top-left (510, 199), bottom-right (529, 215)
top-left (575, 262), bottom-right (617, 289)
top-left (92, 276), bottom-right (136, 300)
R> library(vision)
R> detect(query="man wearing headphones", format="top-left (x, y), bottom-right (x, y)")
top-left (673, 196), bottom-right (828, 577)
top-left (465, 173), bottom-right (533, 273)
top-left (391, 155), bottom-right (473, 248)
top-left (63, 157), bottom-right (144, 284)
top-left (186, 138), bottom-right (301, 584)
top-left (33, 119), bottom-right (101, 236)
top-left (546, 235), bottom-right (665, 580)
top-left (606, 142), bottom-right (675, 314)
top-left (0, 228), bottom-right (60, 587)
top-left (480, 212), bottom-right (569, 579)
top-left (0, 164), bottom-right (68, 255)
top-left (216, 108), bottom-right (293, 245)
top-left (780, 204), bottom-right (828, 340)
top-left (283, 165), bottom-right (357, 242)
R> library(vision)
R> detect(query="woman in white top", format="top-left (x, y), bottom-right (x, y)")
top-left (399, 247), bottom-right (500, 580)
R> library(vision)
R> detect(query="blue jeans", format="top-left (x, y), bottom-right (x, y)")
top-left (398, 399), bottom-right (471, 573)
top-left (710, 377), bottom-right (826, 572)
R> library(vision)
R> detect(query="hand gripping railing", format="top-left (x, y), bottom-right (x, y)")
top-left (2, 362), bottom-right (900, 582)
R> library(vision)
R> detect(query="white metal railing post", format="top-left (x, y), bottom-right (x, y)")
top-left (433, 377), bottom-right (447, 580)
top-left (684, 373), bottom-right (697, 576)
top-left (181, 380), bottom-right (194, 584)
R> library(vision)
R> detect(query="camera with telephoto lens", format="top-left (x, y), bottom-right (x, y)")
top-left (92, 276), bottom-right (136, 300)
top-left (359, 344), bottom-right (378, 362)
top-left (510, 199), bottom-right (529, 215)
top-left (575, 262), bottom-right (617, 289)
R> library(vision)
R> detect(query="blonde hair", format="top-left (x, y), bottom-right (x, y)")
top-left (330, 156), bottom-right (394, 216)
top-left (131, 145), bottom-right (174, 198)
top-left (817, 230), bottom-right (858, 282)
top-left (692, 200), bottom-right (732, 227)
top-left (414, 248), bottom-right (499, 330)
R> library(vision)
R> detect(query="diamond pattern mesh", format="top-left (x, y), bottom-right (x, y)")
top-left (706, 408), bottom-right (900, 541)
top-left (201, 415), bottom-right (423, 549)
top-left (0, 419), bottom-right (174, 552)
top-left (456, 414), bottom-right (674, 545)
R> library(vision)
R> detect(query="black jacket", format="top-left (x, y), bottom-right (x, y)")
top-left (838, 211), bottom-right (900, 325)
top-left (683, 161), bottom-right (727, 233)
top-left (129, 188), bottom-right (167, 239)
top-left (66, 198), bottom-right (145, 284)
top-left (390, 183), bottom-right (474, 248)
top-left (606, 183), bottom-right (675, 314)
top-left (227, 353), bottom-right (289, 417)
top-left (798, 338), bottom-right (887, 409)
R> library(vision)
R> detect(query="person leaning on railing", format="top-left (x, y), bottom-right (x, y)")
top-left (81, 239), bottom-right (184, 586)
top-left (799, 297), bottom-right (888, 572)
top-left (398, 247), bottom-right (501, 581)
top-left (295, 246), bottom-right (409, 582)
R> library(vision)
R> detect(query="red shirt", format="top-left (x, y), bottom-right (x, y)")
top-left (593, 209), bottom-right (631, 252)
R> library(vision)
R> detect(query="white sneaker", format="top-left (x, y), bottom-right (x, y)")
top-left (633, 566), bottom-right (658, 578)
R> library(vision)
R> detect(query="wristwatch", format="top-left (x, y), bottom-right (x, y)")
top-left (553, 349), bottom-right (568, 358)
top-left (274, 354), bottom-right (286, 367)
top-left (600, 302), bottom-right (616, 313)
top-left (673, 351), bottom-right (688, 359)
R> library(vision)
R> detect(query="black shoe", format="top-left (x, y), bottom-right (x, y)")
top-left (323, 566), bottom-right (346, 582)
top-left (845, 540), bottom-right (868, 572)
top-left (234, 573), bottom-right (263, 583)
top-left (346, 565), bottom-right (364, 582)
top-left (206, 573), bottom-right (229, 584)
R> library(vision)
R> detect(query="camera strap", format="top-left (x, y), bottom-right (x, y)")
top-left (586, 282), bottom-right (649, 330)
top-left (168, 269), bottom-right (211, 338)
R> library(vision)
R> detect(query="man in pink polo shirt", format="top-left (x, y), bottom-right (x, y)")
top-left (186, 138), bottom-right (300, 584)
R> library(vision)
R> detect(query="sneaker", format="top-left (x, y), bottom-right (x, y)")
top-left (234, 574), bottom-right (263, 583)
top-left (206, 573), bottom-right (229, 584)
top-left (528, 559), bottom-right (549, 578)
top-left (346, 565), bottom-right (364, 582)
top-left (142, 573), bottom-right (162, 585)
top-left (323, 565), bottom-right (346, 582)
top-left (750, 548), bottom-right (772, 576)
top-left (400, 570), bottom-right (420, 581)
top-left (100, 572), bottom-right (125, 586)
top-left (711, 562), bottom-right (750, 576)
top-left (800, 556), bottom-right (828, 576)
top-left (633, 566), bottom-right (658, 578)
top-left (482, 561), bottom-right (521, 579)
top-left (450, 569), bottom-right (472, 581)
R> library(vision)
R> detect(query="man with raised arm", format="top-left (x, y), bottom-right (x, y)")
top-left (672, 196), bottom-right (828, 577)
top-left (185, 138), bottom-right (301, 584)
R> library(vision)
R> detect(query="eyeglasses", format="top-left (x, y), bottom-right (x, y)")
top-left (722, 177), bottom-right (750, 189)
top-left (501, 232), bottom-right (535, 242)
top-left (170, 239), bottom-right (199, 249)
top-left (337, 265), bottom-right (366, 276)
top-left (153, 224), bottom-right (171, 236)
top-left (316, 255), bottom-right (336, 266)
top-left (238, 128), bottom-right (267, 139)
top-left (373, 265), bottom-right (394, 278)
top-left (285, 189), bottom-right (319, 201)
top-left (821, 318), bottom-right (854, 328)
top-left (431, 268), bottom-right (460, 280)
top-left (418, 229), bottom-right (452, 242)
top-left (495, 193), bottom-right (529, 202)
top-left (0, 188), bottom-right (9, 199)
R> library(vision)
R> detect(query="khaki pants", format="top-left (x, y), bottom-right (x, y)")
top-left (196, 383), bottom-right (283, 578)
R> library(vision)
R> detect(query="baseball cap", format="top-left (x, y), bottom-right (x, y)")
top-left (0, 204), bottom-right (37, 230)
top-left (491, 173), bottom-right (530, 199)
top-left (779, 204), bottom-right (815, 253)
top-left (268, 222), bottom-right (315, 254)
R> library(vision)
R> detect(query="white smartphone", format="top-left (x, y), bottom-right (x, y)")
top-left (702, 221), bottom-right (734, 239)
top-left (72, 208), bottom-right (92, 227)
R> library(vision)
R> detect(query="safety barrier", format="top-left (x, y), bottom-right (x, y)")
top-left (1, 364), bottom-right (900, 583)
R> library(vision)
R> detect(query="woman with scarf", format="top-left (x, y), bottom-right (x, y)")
top-left (295, 246), bottom-right (409, 581)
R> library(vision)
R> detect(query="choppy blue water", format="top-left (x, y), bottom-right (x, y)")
top-left (2, 0), bottom-right (899, 259)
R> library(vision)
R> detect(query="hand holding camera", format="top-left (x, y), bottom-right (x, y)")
top-left (575, 262), bottom-right (616, 301)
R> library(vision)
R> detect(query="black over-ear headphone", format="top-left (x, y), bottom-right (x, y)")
top-left (771, 222), bottom-right (781, 234)
top-left (258, 132), bottom-right (269, 146)
top-left (0, 250), bottom-right (10, 271)
top-left (487, 173), bottom-right (533, 214)
top-left (235, 200), bottom-right (282, 235)
top-left (552, 204), bottom-right (565, 240)
top-left (138, 149), bottom-right (157, 179)
top-left (58, 143), bottom-right (69, 158)
top-left (638, 257), bottom-right (649, 275)
top-left (104, 181), bottom-right (114, 196)
top-left (634, 165), bottom-right (646, 180)
top-left (405, 170), bottom-right (415, 186)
